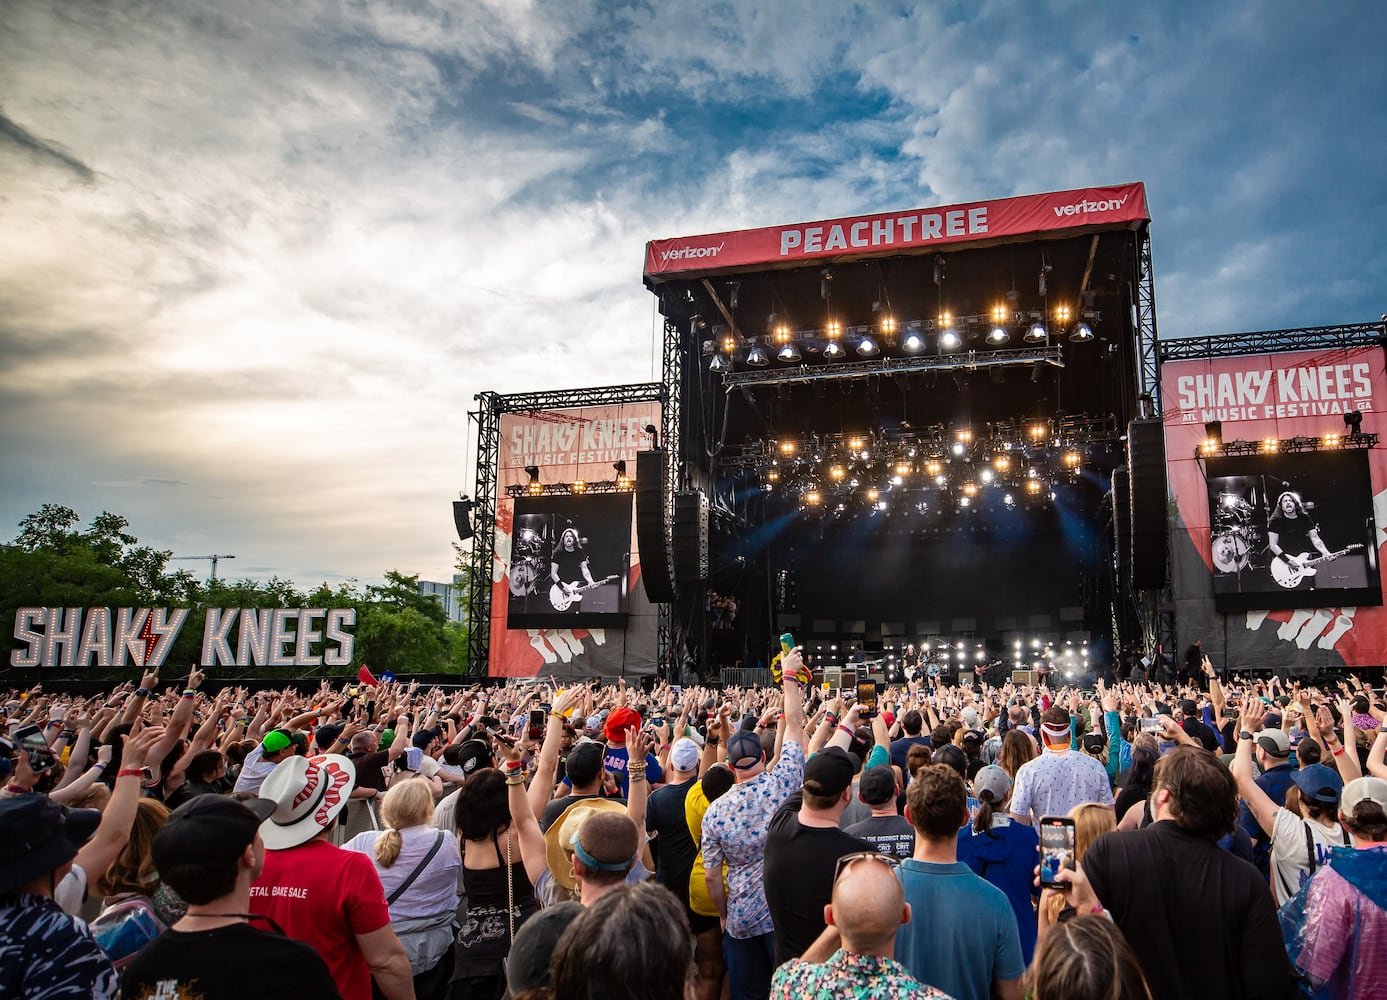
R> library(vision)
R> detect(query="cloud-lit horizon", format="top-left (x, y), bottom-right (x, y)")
top-left (2, 1), bottom-right (1384, 590)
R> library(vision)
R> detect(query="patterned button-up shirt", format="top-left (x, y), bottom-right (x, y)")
top-left (0, 894), bottom-right (118, 999)
top-left (771, 949), bottom-right (955, 1000)
top-left (1009, 746), bottom-right (1112, 823)
top-left (700, 739), bottom-right (804, 939)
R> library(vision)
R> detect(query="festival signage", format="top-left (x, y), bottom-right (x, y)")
top-left (643, 183), bottom-right (1149, 279)
top-left (1162, 345), bottom-right (1387, 668)
top-left (10, 607), bottom-right (357, 669)
top-left (490, 403), bottom-right (661, 679)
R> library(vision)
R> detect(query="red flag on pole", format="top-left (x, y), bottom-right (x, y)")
top-left (357, 666), bottom-right (378, 688)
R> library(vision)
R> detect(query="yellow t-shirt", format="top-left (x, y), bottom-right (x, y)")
top-left (685, 779), bottom-right (727, 917)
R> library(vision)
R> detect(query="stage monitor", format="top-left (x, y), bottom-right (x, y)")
top-left (1206, 449), bottom-right (1380, 612)
top-left (506, 494), bottom-right (632, 630)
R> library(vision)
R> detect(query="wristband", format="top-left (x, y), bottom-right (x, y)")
top-left (1333, 747), bottom-right (1346, 757)
top-left (501, 760), bottom-right (523, 771)
top-left (505, 775), bottom-right (526, 786)
top-left (837, 725), bottom-right (854, 737)
top-left (135, 688), bottom-right (150, 698)
top-left (117, 768), bottom-right (144, 778)
top-left (92, 761), bottom-right (106, 771)
top-left (182, 691), bottom-right (196, 699)
top-left (707, 737), bottom-right (720, 746)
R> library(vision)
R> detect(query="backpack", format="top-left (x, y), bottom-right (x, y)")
top-left (90, 893), bottom-right (167, 969)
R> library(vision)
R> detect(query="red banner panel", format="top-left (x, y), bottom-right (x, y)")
top-left (1162, 346), bottom-right (1387, 669)
top-left (644, 183), bottom-right (1148, 279)
top-left (489, 403), bottom-right (661, 679)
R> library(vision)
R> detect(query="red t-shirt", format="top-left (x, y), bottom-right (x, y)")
top-left (249, 838), bottom-right (391, 1000)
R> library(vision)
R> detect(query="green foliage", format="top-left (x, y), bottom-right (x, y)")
top-left (1, 505), bottom-right (472, 678)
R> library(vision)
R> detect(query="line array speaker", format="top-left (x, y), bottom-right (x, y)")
top-left (1111, 465), bottom-right (1131, 581)
top-left (634, 450), bottom-right (675, 602)
top-left (672, 490), bottom-right (710, 583)
top-left (1127, 418), bottom-right (1169, 590)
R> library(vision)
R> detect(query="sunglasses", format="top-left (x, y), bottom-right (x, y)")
top-left (832, 851), bottom-right (899, 884)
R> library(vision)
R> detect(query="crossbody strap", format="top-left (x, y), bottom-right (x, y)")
top-left (1304, 822), bottom-right (1318, 877)
top-left (388, 832), bottom-right (447, 905)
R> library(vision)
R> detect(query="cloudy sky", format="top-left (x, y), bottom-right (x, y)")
top-left (2, 1), bottom-right (1384, 589)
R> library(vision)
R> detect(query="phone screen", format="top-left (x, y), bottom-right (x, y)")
top-left (856, 681), bottom-right (878, 718)
top-left (1139, 717), bottom-right (1162, 733)
top-left (528, 709), bottom-right (545, 740)
top-left (1038, 816), bottom-right (1076, 889)
top-left (14, 725), bottom-right (56, 772)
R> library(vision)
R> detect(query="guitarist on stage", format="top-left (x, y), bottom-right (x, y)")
top-left (550, 525), bottom-right (599, 609)
top-left (1267, 491), bottom-right (1335, 587)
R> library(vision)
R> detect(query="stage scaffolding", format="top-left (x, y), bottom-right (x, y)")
top-left (465, 382), bottom-right (666, 680)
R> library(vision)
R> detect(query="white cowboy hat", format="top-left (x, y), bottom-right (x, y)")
top-left (257, 753), bottom-right (355, 851)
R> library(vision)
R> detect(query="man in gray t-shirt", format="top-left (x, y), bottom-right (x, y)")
top-left (845, 765), bottom-right (915, 859)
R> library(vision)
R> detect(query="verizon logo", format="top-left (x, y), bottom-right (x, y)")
top-left (661, 242), bottom-right (725, 262)
top-left (1054, 194), bottom-right (1129, 217)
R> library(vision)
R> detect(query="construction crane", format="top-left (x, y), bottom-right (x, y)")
top-left (171, 554), bottom-right (237, 580)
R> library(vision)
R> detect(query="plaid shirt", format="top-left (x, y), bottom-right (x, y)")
top-left (700, 739), bottom-right (804, 939)
top-left (772, 950), bottom-right (954, 1000)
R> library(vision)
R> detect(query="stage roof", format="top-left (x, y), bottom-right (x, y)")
top-left (644, 182), bottom-right (1148, 283)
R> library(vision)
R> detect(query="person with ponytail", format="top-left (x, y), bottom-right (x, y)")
top-left (344, 777), bottom-right (460, 1000)
top-left (956, 764), bottom-right (1041, 964)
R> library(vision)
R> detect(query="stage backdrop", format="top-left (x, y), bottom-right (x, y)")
top-left (1163, 345), bottom-right (1387, 671)
top-left (489, 403), bottom-right (661, 679)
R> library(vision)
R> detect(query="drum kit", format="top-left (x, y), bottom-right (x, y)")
top-left (1210, 493), bottom-right (1264, 574)
top-left (508, 526), bottom-right (546, 596)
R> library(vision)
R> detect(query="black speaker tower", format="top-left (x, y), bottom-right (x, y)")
top-left (634, 450), bottom-right (675, 602)
top-left (1126, 419), bottom-right (1169, 590)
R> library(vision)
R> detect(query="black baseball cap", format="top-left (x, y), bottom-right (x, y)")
top-left (0, 796), bottom-right (101, 895)
top-left (313, 723), bottom-right (345, 750)
top-left (933, 744), bottom-right (968, 779)
top-left (457, 739), bottom-right (494, 776)
top-left (804, 747), bottom-right (858, 798)
top-left (564, 741), bottom-right (604, 785)
top-left (726, 730), bottom-right (766, 770)
top-left (858, 764), bottom-right (898, 805)
top-left (152, 795), bottom-right (277, 874)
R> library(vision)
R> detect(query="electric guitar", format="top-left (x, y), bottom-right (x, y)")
top-left (549, 574), bottom-right (620, 611)
top-left (1271, 544), bottom-right (1364, 589)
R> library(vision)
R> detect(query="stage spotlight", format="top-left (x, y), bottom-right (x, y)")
top-left (957, 428), bottom-right (973, 444)
top-left (958, 496), bottom-right (971, 508)
top-left (1069, 322), bottom-right (1094, 343)
top-left (525, 465), bottom-right (542, 495)
top-left (993, 455), bottom-right (1011, 472)
top-left (1323, 432), bottom-right (1341, 448)
top-left (867, 487), bottom-right (879, 501)
top-left (848, 436), bottom-right (864, 450)
top-left (1054, 304), bottom-right (1072, 323)
top-left (830, 465), bottom-right (845, 480)
top-left (926, 460), bottom-right (943, 476)
top-left (951, 442), bottom-right (966, 457)
top-left (1063, 450), bottom-right (1081, 468)
top-left (1029, 423), bottom-right (1048, 441)
top-left (1024, 322), bottom-right (1048, 343)
top-left (992, 303), bottom-right (1010, 324)
top-left (856, 336), bottom-right (880, 357)
top-left (805, 490), bottom-right (821, 504)
top-left (571, 480), bottom-right (587, 493)
top-left (614, 460), bottom-right (631, 488)
top-left (962, 482), bottom-right (978, 497)
top-left (1003, 493), bottom-right (1015, 506)
top-left (1026, 479), bottom-right (1043, 495)
top-left (825, 318), bottom-right (842, 339)
top-left (1262, 437), bottom-right (1279, 453)
top-left (935, 474), bottom-right (947, 486)
top-left (823, 340), bottom-right (846, 361)
top-left (980, 468), bottom-right (994, 484)
top-left (780, 441), bottom-right (797, 455)
top-left (722, 334), bottom-right (736, 353)
top-left (986, 325), bottom-right (1010, 345)
top-left (746, 345), bottom-right (770, 367)
top-left (903, 330), bottom-right (925, 352)
top-left (1345, 409), bottom-right (1364, 438)
top-left (709, 354), bottom-right (727, 371)
top-left (778, 342), bottom-right (802, 363)
top-left (938, 328), bottom-right (962, 351)
top-left (766, 468), bottom-right (780, 482)
top-left (894, 462), bottom-right (911, 476)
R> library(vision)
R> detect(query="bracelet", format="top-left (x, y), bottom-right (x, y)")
top-left (1333, 747), bottom-right (1346, 757)
top-left (135, 688), bottom-right (150, 698)
top-left (628, 769), bottom-right (647, 782)
top-left (824, 714), bottom-right (838, 727)
top-left (549, 712), bottom-right (566, 721)
top-left (837, 725), bottom-right (854, 737)
top-left (707, 736), bottom-right (720, 746)
top-left (501, 760), bottom-right (523, 771)
top-left (1091, 903), bottom-right (1104, 915)
top-left (181, 691), bottom-right (195, 699)
top-left (505, 775), bottom-right (526, 786)
top-left (117, 768), bottom-right (144, 778)
top-left (92, 761), bottom-right (106, 770)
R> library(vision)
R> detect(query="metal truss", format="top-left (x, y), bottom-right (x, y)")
top-left (1135, 227), bottom-right (1160, 413)
top-left (504, 481), bottom-right (635, 499)
top-left (1157, 321), bottom-right (1386, 363)
top-left (719, 345), bottom-right (1064, 392)
top-left (1196, 432), bottom-right (1377, 458)
top-left (659, 314), bottom-right (683, 679)
top-left (466, 382), bottom-right (664, 679)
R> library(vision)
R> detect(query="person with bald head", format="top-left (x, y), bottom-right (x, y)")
top-left (770, 853), bottom-right (955, 999)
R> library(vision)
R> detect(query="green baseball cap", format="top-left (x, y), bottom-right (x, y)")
top-left (262, 730), bottom-right (293, 754)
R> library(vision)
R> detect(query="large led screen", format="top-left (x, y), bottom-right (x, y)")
top-left (506, 493), bottom-right (633, 630)
top-left (1205, 448), bottom-right (1380, 612)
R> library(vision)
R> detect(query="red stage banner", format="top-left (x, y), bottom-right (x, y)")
top-left (1162, 345), bottom-right (1387, 669)
top-left (644, 183), bottom-right (1148, 279)
top-left (489, 403), bottom-right (661, 679)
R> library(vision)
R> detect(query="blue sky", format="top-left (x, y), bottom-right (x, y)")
top-left (1, 0), bottom-right (1384, 588)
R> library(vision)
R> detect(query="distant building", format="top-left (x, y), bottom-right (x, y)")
top-left (418, 575), bottom-right (467, 623)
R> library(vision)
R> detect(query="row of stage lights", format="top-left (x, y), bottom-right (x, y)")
top-left (505, 461), bottom-right (633, 499)
top-left (826, 639), bottom-right (1092, 677)
top-left (705, 301), bottom-right (1099, 371)
top-left (724, 419), bottom-right (1116, 513)
top-left (1196, 414), bottom-right (1374, 457)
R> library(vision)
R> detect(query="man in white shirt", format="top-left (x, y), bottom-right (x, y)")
top-left (1009, 706), bottom-right (1111, 824)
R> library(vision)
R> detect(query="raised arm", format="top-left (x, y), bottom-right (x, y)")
top-left (1328, 697), bottom-right (1363, 782)
top-left (496, 736), bottom-right (549, 887)
top-left (529, 688), bottom-right (580, 819)
top-left (75, 726), bottom-right (164, 883)
top-left (1232, 700), bottom-right (1278, 836)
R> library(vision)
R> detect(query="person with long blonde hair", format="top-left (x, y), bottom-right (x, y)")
top-left (344, 777), bottom-right (460, 1000)
top-left (1041, 802), bottom-right (1115, 926)
top-left (95, 797), bottom-right (185, 927)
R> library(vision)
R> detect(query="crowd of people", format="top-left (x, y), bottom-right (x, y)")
top-left (2, 651), bottom-right (1386, 1000)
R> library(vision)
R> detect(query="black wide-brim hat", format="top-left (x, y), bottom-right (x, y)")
top-left (0, 796), bottom-right (101, 894)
